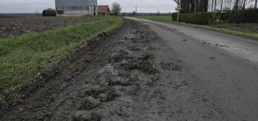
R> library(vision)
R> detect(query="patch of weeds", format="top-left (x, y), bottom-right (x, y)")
top-left (0, 45), bottom-right (8, 56)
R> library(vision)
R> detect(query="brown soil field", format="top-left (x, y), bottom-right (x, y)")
top-left (0, 17), bottom-right (103, 39)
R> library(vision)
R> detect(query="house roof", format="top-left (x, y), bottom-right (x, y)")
top-left (97, 5), bottom-right (110, 13)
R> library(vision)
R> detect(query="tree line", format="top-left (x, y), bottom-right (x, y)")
top-left (174, 0), bottom-right (258, 13)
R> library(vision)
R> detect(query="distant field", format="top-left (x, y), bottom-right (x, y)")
top-left (0, 13), bottom-right (42, 18)
top-left (0, 15), bottom-right (106, 39)
top-left (0, 16), bottom-right (124, 91)
top-left (134, 16), bottom-right (258, 40)
top-left (135, 16), bottom-right (172, 22)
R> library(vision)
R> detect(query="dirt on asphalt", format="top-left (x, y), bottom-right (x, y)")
top-left (1, 19), bottom-right (226, 121)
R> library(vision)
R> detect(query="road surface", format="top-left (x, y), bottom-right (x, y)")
top-left (126, 17), bottom-right (258, 121)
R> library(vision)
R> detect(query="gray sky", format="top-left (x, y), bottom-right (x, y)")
top-left (0, 0), bottom-right (177, 13)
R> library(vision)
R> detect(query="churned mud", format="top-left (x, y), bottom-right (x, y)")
top-left (1, 19), bottom-right (226, 121)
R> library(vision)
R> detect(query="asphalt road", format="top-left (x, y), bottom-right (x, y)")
top-left (126, 17), bottom-right (258, 121)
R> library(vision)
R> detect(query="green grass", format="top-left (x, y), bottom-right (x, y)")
top-left (0, 16), bottom-right (124, 91)
top-left (134, 16), bottom-right (258, 40)
top-left (135, 16), bottom-right (172, 22)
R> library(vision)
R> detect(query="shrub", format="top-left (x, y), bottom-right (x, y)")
top-left (226, 10), bottom-right (241, 23)
top-left (172, 13), bottom-right (177, 21)
top-left (223, 9), bottom-right (258, 23)
top-left (219, 13), bottom-right (229, 22)
top-left (172, 9), bottom-right (258, 25)
top-left (42, 10), bottom-right (56, 17)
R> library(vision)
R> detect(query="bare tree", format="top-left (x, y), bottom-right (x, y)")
top-left (230, 0), bottom-right (255, 10)
top-left (241, 0), bottom-right (255, 9)
top-left (209, 0), bottom-right (255, 11)
top-left (233, 0), bottom-right (240, 9)
top-left (111, 2), bottom-right (121, 16)
top-left (174, 0), bottom-right (208, 13)
top-left (215, 0), bottom-right (217, 11)
top-left (221, 0), bottom-right (224, 10)
top-left (242, 0), bottom-right (247, 9)
top-left (212, 0), bottom-right (214, 12)
top-left (173, 0), bottom-right (181, 5)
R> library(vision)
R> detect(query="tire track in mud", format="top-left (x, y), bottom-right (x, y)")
top-left (2, 19), bottom-right (227, 121)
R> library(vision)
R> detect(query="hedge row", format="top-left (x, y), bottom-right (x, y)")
top-left (172, 9), bottom-right (258, 24)
top-left (220, 9), bottom-right (258, 23)
top-left (172, 12), bottom-right (213, 25)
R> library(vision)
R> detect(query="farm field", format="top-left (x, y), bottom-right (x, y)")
top-left (0, 15), bottom-right (107, 39)
top-left (135, 16), bottom-right (172, 22)
top-left (135, 16), bottom-right (258, 40)
top-left (0, 16), bottom-right (124, 93)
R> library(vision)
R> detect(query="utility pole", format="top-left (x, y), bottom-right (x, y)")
top-left (176, 5), bottom-right (181, 22)
top-left (135, 5), bottom-right (137, 17)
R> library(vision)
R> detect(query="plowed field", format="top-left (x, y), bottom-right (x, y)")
top-left (0, 16), bottom-right (104, 39)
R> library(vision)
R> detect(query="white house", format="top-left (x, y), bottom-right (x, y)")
top-left (55, 0), bottom-right (98, 16)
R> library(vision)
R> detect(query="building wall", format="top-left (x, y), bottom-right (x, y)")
top-left (55, 0), bottom-right (97, 16)
top-left (55, 0), bottom-right (89, 7)
top-left (57, 10), bottom-right (90, 16)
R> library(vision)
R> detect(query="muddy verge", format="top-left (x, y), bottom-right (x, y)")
top-left (212, 23), bottom-right (258, 32)
top-left (1, 19), bottom-right (224, 121)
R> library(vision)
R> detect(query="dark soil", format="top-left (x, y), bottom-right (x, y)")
top-left (214, 23), bottom-right (258, 32)
top-left (0, 17), bottom-right (103, 39)
top-left (1, 19), bottom-right (217, 120)
top-left (0, 14), bottom-right (13, 18)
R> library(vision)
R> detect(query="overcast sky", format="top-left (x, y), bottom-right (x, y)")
top-left (0, 0), bottom-right (177, 13)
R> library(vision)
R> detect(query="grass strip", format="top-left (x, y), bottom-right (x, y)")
top-left (0, 16), bottom-right (124, 91)
top-left (134, 16), bottom-right (258, 40)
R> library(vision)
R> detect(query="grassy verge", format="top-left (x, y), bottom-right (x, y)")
top-left (134, 16), bottom-right (258, 40)
top-left (0, 16), bottom-right (124, 91)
